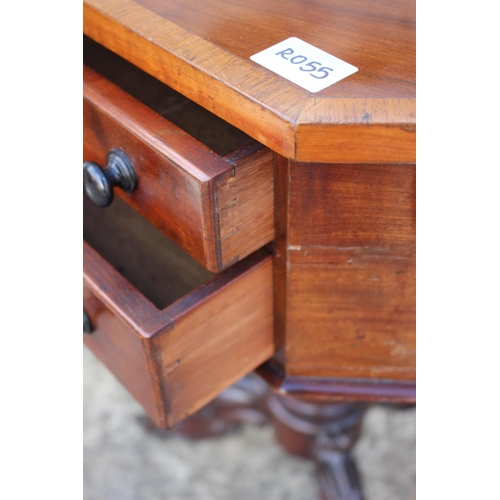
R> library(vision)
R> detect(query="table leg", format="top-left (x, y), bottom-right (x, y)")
top-left (267, 394), bottom-right (367, 500)
top-left (141, 376), bottom-right (367, 500)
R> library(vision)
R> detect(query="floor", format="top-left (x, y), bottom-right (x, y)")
top-left (84, 348), bottom-right (416, 500)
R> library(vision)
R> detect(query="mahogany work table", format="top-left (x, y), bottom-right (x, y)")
top-left (83, 0), bottom-right (415, 498)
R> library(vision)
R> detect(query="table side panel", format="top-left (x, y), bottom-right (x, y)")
top-left (282, 161), bottom-right (416, 380)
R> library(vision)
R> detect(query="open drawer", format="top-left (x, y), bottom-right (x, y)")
top-left (83, 37), bottom-right (274, 272)
top-left (83, 197), bottom-right (274, 429)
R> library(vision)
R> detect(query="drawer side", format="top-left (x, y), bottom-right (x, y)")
top-left (215, 146), bottom-right (274, 268)
top-left (153, 252), bottom-right (274, 428)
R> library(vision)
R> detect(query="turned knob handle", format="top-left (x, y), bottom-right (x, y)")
top-left (83, 309), bottom-right (93, 335)
top-left (83, 149), bottom-right (137, 207)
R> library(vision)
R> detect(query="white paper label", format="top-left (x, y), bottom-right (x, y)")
top-left (250, 37), bottom-right (358, 93)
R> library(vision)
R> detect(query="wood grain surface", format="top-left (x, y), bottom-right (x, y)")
top-left (152, 252), bottom-right (274, 426)
top-left (138, 0), bottom-right (415, 100)
top-left (84, 41), bottom-right (274, 271)
top-left (273, 156), bottom-right (415, 387)
top-left (83, 0), bottom-right (415, 162)
top-left (84, 198), bottom-right (275, 428)
top-left (216, 146), bottom-right (274, 267)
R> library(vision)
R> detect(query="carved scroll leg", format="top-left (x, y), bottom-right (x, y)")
top-left (267, 394), bottom-right (367, 500)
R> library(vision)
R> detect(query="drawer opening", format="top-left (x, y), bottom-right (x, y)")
top-left (83, 36), bottom-right (254, 157)
top-left (84, 195), bottom-right (214, 309)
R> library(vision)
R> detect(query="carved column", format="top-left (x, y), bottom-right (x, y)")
top-left (142, 375), bottom-right (368, 500)
top-left (267, 394), bottom-right (367, 500)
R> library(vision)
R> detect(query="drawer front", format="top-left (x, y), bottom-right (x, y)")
top-left (83, 64), bottom-right (274, 272)
top-left (83, 241), bottom-right (274, 429)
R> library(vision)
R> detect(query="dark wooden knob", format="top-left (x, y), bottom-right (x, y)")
top-left (83, 309), bottom-right (93, 334)
top-left (83, 149), bottom-right (137, 207)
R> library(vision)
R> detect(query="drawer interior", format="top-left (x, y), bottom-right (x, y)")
top-left (84, 194), bottom-right (274, 429)
top-left (83, 195), bottom-right (214, 309)
top-left (83, 36), bottom-right (253, 157)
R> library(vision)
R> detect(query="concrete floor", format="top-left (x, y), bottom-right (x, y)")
top-left (84, 348), bottom-right (415, 500)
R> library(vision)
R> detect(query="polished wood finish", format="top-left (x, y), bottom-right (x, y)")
top-left (83, 2), bottom-right (416, 496)
top-left (84, 62), bottom-right (273, 272)
top-left (83, 198), bottom-right (274, 428)
top-left (295, 122), bottom-right (415, 164)
top-left (272, 155), bottom-right (415, 399)
top-left (138, 0), bottom-right (415, 101)
top-left (83, 0), bottom-right (415, 163)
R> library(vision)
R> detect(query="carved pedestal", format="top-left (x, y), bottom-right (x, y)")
top-left (267, 394), bottom-right (366, 500)
top-left (142, 375), bottom-right (367, 500)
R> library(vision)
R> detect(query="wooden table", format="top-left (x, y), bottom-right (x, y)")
top-left (83, 1), bottom-right (415, 498)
